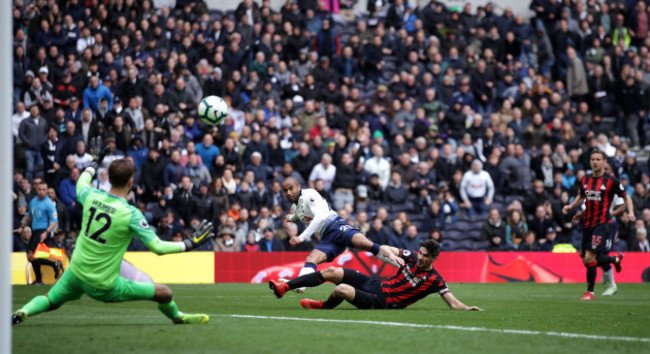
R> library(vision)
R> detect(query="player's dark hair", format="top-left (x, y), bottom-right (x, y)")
top-left (590, 149), bottom-right (607, 160)
top-left (108, 159), bottom-right (135, 188)
top-left (420, 239), bottom-right (442, 259)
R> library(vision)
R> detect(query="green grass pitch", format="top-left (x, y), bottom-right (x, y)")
top-left (12, 283), bottom-right (650, 353)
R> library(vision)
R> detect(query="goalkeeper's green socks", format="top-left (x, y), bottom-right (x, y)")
top-left (158, 300), bottom-right (181, 322)
top-left (21, 295), bottom-right (52, 316)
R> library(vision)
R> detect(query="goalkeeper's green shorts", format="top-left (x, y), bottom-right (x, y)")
top-left (48, 269), bottom-right (155, 306)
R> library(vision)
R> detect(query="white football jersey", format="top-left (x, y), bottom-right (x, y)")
top-left (290, 188), bottom-right (338, 241)
top-left (609, 194), bottom-right (624, 214)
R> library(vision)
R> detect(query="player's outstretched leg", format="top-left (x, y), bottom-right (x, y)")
top-left (154, 284), bottom-right (209, 324)
top-left (350, 233), bottom-right (399, 267)
top-left (12, 295), bottom-right (54, 326)
top-left (270, 266), bottom-right (345, 299)
top-left (284, 250), bottom-right (328, 294)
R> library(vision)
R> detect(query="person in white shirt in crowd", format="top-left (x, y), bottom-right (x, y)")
top-left (124, 96), bottom-right (145, 134)
top-left (631, 220), bottom-right (649, 252)
top-left (73, 140), bottom-right (93, 171)
top-left (12, 101), bottom-right (30, 143)
top-left (276, 177), bottom-right (401, 294)
top-left (308, 153), bottom-right (336, 193)
top-left (363, 144), bottom-right (391, 190)
top-left (459, 159), bottom-right (495, 217)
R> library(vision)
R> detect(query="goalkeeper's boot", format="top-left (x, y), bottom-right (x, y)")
top-left (602, 284), bottom-right (618, 296)
top-left (12, 311), bottom-right (26, 326)
top-left (174, 313), bottom-right (209, 324)
top-left (300, 299), bottom-right (323, 309)
top-left (269, 280), bottom-right (289, 298)
top-left (614, 253), bottom-right (624, 273)
top-left (580, 292), bottom-right (594, 301)
top-left (278, 278), bottom-right (304, 294)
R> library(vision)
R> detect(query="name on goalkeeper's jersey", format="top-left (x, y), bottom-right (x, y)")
top-left (91, 199), bottom-right (117, 214)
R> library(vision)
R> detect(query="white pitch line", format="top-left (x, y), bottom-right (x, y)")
top-left (224, 314), bottom-right (650, 344)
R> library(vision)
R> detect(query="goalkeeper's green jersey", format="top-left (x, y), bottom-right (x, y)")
top-left (68, 171), bottom-right (161, 289)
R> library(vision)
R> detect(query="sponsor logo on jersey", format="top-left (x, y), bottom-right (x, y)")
top-left (600, 184), bottom-right (606, 191)
top-left (401, 267), bottom-right (427, 287)
top-left (585, 190), bottom-right (602, 201)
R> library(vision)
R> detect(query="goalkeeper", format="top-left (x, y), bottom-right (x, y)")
top-left (13, 142), bottom-right (216, 325)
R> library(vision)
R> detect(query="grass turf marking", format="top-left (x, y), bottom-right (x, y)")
top-left (225, 314), bottom-right (650, 343)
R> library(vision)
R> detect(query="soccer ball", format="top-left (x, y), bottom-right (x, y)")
top-left (198, 95), bottom-right (228, 125)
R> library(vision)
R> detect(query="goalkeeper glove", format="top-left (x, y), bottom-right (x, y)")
top-left (88, 136), bottom-right (111, 172)
top-left (183, 220), bottom-right (215, 251)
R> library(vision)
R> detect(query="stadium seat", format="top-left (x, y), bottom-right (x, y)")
top-left (407, 213), bottom-right (425, 222)
top-left (456, 213), bottom-right (471, 222)
top-left (472, 240), bottom-right (490, 250)
top-left (443, 230), bottom-right (463, 241)
top-left (505, 195), bottom-right (524, 205)
top-left (390, 203), bottom-right (412, 213)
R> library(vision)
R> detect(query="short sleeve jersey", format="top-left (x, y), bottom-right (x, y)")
top-left (292, 189), bottom-right (338, 236)
top-left (68, 171), bottom-right (159, 289)
top-left (27, 196), bottom-right (58, 230)
top-left (578, 173), bottom-right (627, 228)
top-left (381, 249), bottom-right (450, 309)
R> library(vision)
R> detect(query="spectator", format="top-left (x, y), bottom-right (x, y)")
top-left (23, 78), bottom-right (53, 110)
top-left (19, 105), bottom-right (49, 181)
top-left (73, 141), bottom-right (93, 171)
top-left (195, 134), bottom-right (221, 171)
top-left (291, 142), bottom-right (318, 182)
top-left (504, 209), bottom-right (528, 247)
top-left (173, 176), bottom-right (196, 226)
top-left (499, 143), bottom-right (532, 195)
top-left (214, 227), bottom-right (240, 252)
top-left (537, 222), bottom-right (558, 251)
top-left (384, 171), bottom-right (409, 205)
top-left (459, 160), bottom-right (495, 217)
top-left (258, 227), bottom-right (285, 252)
top-left (83, 75), bottom-right (112, 113)
top-left (630, 220), bottom-right (649, 252)
top-left (243, 231), bottom-right (260, 252)
top-left (309, 153), bottom-right (336, 192)
top-left (364, 145), bottom-right (391, 190)
top-left (163, 149), bottom-right (184, 190)
top-left (191, 182), bottom-right (218, 224)
top-left (367, 217), bottom-right (389, 245)
top-left (244, 151), bottom-right (270, 182)
top-left (519, 231), bottom-right (539, 251)
top-left (40, 126), bottom-right (64, 188)
top-left (184, 154), bottom-right (211, 188)
top-left (387, 219), bottom-right (405, 247)
top-left (529, 204), bottom-right (555, 243)
top-left (481, 208), bottom-right (506, 242)
top-left (58, 167), bottom-right (80, 224)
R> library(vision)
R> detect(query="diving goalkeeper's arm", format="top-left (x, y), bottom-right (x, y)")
top-left (143, 220), bottom-right (216, 255)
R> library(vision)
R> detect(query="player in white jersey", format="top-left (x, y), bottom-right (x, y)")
top-left (277, 177), bottom-right (400, 293)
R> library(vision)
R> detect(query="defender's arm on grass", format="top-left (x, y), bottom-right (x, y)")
top-left (441, 292), bottom-right (483, 311)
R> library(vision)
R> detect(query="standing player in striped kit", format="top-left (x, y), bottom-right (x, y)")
top-left (562, 150), bottom-right (636, 300)
top-left (269, 240), bottom-right (482, 311)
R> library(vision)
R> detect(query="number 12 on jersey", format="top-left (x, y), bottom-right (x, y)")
top-left (85, 206), bottom-right (112, 244)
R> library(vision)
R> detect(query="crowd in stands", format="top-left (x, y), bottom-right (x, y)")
top-left (10, 0), bottom-right (650, 255)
